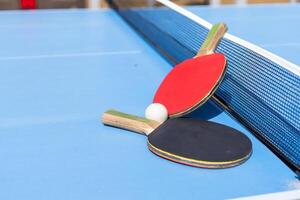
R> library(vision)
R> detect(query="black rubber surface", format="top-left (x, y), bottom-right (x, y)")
top-left (148, 118), bottom-right (252, 163)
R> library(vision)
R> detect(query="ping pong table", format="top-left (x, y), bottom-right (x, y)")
top-left (0, 4), bottom-right (299, 200)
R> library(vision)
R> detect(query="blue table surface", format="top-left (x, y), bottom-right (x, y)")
top-left (0, 4), bottom-right (299, 200)
top-left (189, 4), bottom-right (300, 66)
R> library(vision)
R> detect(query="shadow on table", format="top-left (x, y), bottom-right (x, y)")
top-left (185, 100), bottom-right (223, 121)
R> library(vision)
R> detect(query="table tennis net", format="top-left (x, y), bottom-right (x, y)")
top-left (108, 0), bottom-right (300, 171)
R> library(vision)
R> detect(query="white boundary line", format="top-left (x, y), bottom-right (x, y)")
top-left (156, 0), bottom-right (300, 76)
top-left (0, 50), bottom-right (141, 60)
top-left (229, 189), bottom-right (300, 200)
top-left (0, 114), bottom-right (95, 128)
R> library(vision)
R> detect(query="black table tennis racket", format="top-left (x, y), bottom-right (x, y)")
top-left (102, 109), bottom-right (252, 168)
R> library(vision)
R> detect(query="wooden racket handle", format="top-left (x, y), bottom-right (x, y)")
top-left (196, 23), bottom-right (227, 57)
top-left (102, 109), bottom-right (160, 135)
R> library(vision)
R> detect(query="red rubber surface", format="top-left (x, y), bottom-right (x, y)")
top-left (154, 53), bottom-right (226, 116)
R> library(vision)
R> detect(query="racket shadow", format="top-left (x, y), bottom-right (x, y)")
top-left (185, 89), bottom-right (232, 120)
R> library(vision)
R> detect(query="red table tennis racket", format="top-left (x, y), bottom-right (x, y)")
top-left (153, 23), bottom-right (228, 118)
top-left (102, 109), bottom-right (252, 168)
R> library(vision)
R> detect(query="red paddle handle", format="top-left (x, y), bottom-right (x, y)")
top-left (196, 23), bottom-right (227, 57)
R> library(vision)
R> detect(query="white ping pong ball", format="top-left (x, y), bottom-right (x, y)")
top-left (145, 103), bottom-right (168, 123)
